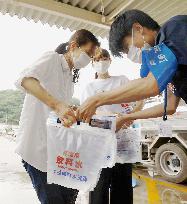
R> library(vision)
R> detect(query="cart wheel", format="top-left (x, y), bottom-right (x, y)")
top-left (155, 143), bottom-right (187, 183)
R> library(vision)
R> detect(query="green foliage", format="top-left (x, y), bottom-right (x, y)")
top-left (0, 90), bottom-right (25, 125)
top-left (0, 90), bottom-right (80, 125)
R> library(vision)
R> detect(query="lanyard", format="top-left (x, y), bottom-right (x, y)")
top-left (163, 88), bottom-right (168, 121)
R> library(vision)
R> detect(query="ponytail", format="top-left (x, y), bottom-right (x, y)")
top-left (55, 42), bottom-right (69, 54)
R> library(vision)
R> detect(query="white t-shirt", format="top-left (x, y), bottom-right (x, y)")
top-left (15, 51), bottom-right (74, 172)
top-left (80, 76), bottom-right (133, 114)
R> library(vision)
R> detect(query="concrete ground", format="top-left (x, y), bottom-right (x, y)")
top-left (133, 169), bottom-right (187, 204)
top-left (0, 135), bottom-right (187, 204)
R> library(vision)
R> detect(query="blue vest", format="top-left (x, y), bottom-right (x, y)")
top-left (140, 43), bottom-right (178, 93)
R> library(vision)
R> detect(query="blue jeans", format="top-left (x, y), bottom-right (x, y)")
top-left (22, 160), bottom-right (78, 204)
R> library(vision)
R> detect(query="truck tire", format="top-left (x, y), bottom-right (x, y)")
top-left (155, 143), bottom-right (187, 183)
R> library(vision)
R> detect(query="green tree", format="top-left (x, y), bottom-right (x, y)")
top-left (0, 90), bottom-right (25, 125)
top-left (0, 90), bottom-right (80, 125)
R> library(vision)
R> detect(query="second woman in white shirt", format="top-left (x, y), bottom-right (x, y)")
top-left (81, 48), bottom-right (143, 204)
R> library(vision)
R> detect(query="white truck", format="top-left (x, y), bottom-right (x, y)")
top-left (140, 109), bottom-right (187, 183)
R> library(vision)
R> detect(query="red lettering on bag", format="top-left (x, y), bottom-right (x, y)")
top-left (56, 156), bottom-right (64, 164)
top-left (75, 160), bottom-right (83, 169)
top-left (65, 158), bottom-right (73, 166)
top-left (74, 153), bottom-right (80, 158)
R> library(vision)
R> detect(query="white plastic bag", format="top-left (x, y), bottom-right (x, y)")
top-left (116, 126), bottom-right (141, 163)
top-left (47, 119), bottom-right (116, 192)
top-left (90, 115), bottom-right (117, 168)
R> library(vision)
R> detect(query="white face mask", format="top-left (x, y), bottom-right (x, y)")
top-left (72, 49), bottom-right (91, 69)
top-left (127, 29), bottom-right (151, 64)
top-left (127, 45), bottom-right (142, 64)
top-left (92, 60), bottom-right (110, 74)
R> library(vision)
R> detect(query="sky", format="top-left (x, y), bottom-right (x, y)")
top-left (0, 13), bottom-right (140, 99)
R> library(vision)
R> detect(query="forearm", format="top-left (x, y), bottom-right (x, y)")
top-left (126, 88), bottom-right (180, 121)
top-left (95, 76), bottom-right (159, 107)
top-left (125, 103), bottom-right (175, 121)
top-left (132, 100), bottom-right (144, 113)
top-left (22, 77), bottom-right (63, 110)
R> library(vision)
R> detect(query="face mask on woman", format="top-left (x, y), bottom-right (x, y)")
top-left (92, 60), bottom-right (110, 74)
top-left (127, 28), bottom-right (151, 64)
top-left (72, 48), bottom-right (91, 69)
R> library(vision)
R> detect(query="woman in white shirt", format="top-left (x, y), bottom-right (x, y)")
top-left (15, 29), bottom-right (99, 204)
top-left (81, 48), bottom-right (143, 204)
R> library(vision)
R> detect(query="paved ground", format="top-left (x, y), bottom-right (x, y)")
top-left (133, 169), bottom-right (187, 204)
top-left (0, 135), bottom-right (187, 204)
top-left (0, 135), bottom-right (39, 204)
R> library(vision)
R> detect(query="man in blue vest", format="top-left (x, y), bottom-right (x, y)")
top-left (76, 10), bottom-right (187, 124)
top-left (76, 10), bottom-right (187, 204)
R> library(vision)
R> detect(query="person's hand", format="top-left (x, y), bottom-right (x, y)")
top-left (76, 96), bottom-right (98, 123)
top-left (55, 102), bottom-right (77, 127)
top-left (116, 115), bottom-right (134, 132)
top-left (69, 105), bottom-right (78, 111)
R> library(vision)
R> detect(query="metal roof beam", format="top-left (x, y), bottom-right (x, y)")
top-left (13, 0), bottom-right (110, 29)
top-left (106, 0), bottom-right (135, 22)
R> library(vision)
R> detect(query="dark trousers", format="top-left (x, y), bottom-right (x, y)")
top-left (89, 163), bottom-right (133, 204)
top-left (22, 160), bottom-right (78, 204)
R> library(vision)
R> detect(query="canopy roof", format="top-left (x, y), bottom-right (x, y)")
top-left (1, 0), bottom-right (187, 38)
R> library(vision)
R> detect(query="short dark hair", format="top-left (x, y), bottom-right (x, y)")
top-left (109, 9), bottom-right (160, 57)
